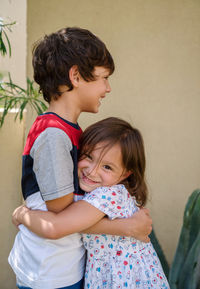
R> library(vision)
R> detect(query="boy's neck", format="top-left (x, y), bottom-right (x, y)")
top-left (46, 93), bottom-right (80, 124)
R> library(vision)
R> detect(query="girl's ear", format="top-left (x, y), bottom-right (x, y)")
top-left (123, 170), bottom-right (132, 180)
top-left (69, 65), bottom-right (80, 87)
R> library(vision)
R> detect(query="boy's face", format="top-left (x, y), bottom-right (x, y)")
top-left (78, 142), bottom-right (130, 192)
top-left (77, 66), bottom-right (111, 114)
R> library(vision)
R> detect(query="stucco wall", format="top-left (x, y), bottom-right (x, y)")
top-left (0, 111), bottom-right (25, 289)
top-left (0, 0), bottom-right (26, 288)
top-left (26, 0), bottom-right (200, 265)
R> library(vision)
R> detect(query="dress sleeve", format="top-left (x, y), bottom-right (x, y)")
top-left (83, 185), bottom-right (130, 220)
top-left (30, 127), bottom-right (74, 201)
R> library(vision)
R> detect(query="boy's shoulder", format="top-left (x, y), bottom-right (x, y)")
top-left (24, 113), bottom-right (82, 155)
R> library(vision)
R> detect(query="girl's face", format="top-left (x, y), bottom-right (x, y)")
top-left (78, 142), bottom-right (130, 192)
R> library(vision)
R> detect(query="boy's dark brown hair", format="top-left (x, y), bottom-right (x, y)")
top-left (79, 117), bottom-right (148, 206)
top-left (32, 27), bottom-right (115, 103)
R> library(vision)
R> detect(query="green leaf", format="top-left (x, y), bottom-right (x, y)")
top-left (169, 189), bottom-right (200, 288)
top-left (3, 29), bottom-right (12, 57)
top-left (19, 100), bottom-right (28, 120)
top-left (0, 75), bottom-right (46, 127)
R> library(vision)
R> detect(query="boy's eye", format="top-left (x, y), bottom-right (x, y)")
top-left (103, 165), bottom-right (112, 170)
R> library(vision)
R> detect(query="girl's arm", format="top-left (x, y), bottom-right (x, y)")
top-left (13, 203), bottom-right (152, 242)
top-left (83, 208), bottom-right (152, 243)
top-left (13, 200), bottom-right (106, 239)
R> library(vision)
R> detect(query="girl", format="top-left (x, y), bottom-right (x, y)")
top-left (13, 117), bottom-right (169, 288)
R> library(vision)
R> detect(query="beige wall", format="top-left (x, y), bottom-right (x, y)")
top-left (0, 111), bottom-right (25, 289)
top-left (27, 0), bottom-right (200, 264)
top-left (0, 0), bottom-right (27, 86)
top-left (0, 0), bottom-right (27, 288)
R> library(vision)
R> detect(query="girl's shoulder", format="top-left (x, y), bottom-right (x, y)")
top-left (83, 184), bottom-right (134, 219)
top-left (87, 184), bottom-right (130, 199)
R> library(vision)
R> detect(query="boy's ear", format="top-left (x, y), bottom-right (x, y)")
top-left (69, 65), bottom-right (80, 87)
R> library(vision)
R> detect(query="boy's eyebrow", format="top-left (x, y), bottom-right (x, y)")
top-left (93, 72), bottom-right (109, 77)
top-left (93, 68), bottom-right (110, 77)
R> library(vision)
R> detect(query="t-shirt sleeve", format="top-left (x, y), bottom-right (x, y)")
top-left (30, 127), bottom-right (74, 201)
top-left (83, 185), bottom-right (127, 220)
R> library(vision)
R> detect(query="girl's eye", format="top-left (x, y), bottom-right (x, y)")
top-left (103, 165), bottom-right (112, 170)
top-left (85, 153), bottom-right (92, 160)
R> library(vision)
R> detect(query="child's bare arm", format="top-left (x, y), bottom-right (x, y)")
top-left (82, 208), bottom-right (152, 243)
top-left (12, 200), bottom-right (105, 239)
top-left (13, 201), bottom-right (152, 242)
top-left (45, 193), bottom-right (74, 213)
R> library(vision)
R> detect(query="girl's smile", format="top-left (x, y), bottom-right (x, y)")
top-left (81, 171), bottom-right (100, 185)
top-left (78, 142), bottom-right (131, 192)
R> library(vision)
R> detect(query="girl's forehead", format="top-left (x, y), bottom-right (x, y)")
top-left (92, 141), bottom-right (115, 152)
top-left (93, 142), bottom-right (122, 158)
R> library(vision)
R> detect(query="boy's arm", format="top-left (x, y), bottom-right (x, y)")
top-left (82, 208), bottom-right (152, 243)
top-left (13, 198), bottom-right (152, 242)
top-left (31, 128), bottom-right (76, 213)
top-left (13, 200), bottom-right (106, 239)
top-left (13, 204), bottom-right (152, 242)
top-left (45, 193), bottom-right (74, 213)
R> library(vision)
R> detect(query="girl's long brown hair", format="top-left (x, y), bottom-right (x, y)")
top-left (79, 117), bottom-right (148, 206)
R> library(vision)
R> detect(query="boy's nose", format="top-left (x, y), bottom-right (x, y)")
top-left (106, 81), bottom-right (111, 93)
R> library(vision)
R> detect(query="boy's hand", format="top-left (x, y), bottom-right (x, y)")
top-left (12, 205), bottom-right (30, 227)
top-left (128, 208), bottom-right (152, 242)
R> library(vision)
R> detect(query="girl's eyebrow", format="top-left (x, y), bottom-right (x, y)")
top-left (102, 161), bottom-right (119, 170)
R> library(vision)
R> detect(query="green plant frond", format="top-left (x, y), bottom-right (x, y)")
top-left (0, 20), bottom-right (16, 57)
top-left (33, 100), bottom-right (45, 115)
top-left (2, 30), bottom-right (11, 56)
top-left (19, 100), bottom-right (28, 120)
top-left (0, 76), bottom-right (47, 128)
top-left (39, 100), bottom-right (48, 111)
top-left (0, 21), bottom-right (16, 29)
top-left (0, 36), bottom-right (7, 56)
top-left (0, 18), bottom-right (47, 127)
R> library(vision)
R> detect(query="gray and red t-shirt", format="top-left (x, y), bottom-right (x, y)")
top-left (9, 112), bottom-right (85, 289)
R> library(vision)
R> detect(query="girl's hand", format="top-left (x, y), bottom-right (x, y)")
top-left (12, 205), bottom-right (30, 227)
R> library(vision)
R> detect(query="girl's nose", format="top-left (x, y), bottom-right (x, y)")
top-left (87, 164), bottom-right (99, 177)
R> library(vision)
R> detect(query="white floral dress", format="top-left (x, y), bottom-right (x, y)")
top-left (82, 184), bottom-right (170, 289)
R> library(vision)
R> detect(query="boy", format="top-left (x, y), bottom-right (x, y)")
top-left (9, 27), bottom-right (152, 289)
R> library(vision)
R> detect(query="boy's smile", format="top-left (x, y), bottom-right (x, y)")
top-left (76, 66), bottom-right (111, 114)
top-left (78, 142), bottom-right (130, 192)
